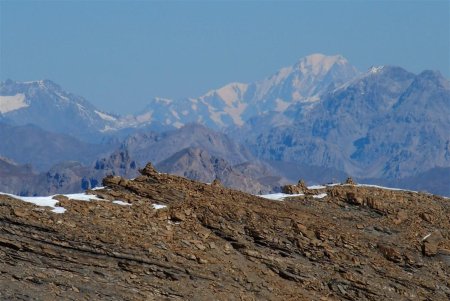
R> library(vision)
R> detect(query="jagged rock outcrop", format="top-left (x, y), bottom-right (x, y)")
top-left (281, 179), bottom-right (309, 194)
top-left (1, 165), bottom-right (449, 300)
top-left (139, 161), bottom-right (158, 177)
top-left (345, 177), bottom-right (356, 185)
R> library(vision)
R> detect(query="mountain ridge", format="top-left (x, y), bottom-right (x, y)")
top-left (1, 166), bottom-right (449, 299)
top-left (1, 53), bottom-right (449, 196)
top-left (241, 65), bottom-right (450, 181)
top-left (137, 53), bottom-right (359, 129)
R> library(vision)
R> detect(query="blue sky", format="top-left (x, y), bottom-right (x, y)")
top-left (1, 0), bottom-right (449, 114)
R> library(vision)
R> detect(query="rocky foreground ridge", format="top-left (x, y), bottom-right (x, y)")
top-left (0, 164), bottom-right (449, 300)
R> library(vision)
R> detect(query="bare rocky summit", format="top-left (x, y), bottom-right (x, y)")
top-left (0, 164), bottom-right (449, 300)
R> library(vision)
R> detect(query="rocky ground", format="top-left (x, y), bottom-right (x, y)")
top-left (0, 164), bottom-right (449, 300)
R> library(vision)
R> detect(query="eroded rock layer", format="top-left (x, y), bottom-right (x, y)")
top-left (1, 165), bottom-right (449, 300)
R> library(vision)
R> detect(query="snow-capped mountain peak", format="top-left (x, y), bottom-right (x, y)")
top-left (0, 79), bottom-right (121, 141)
top-left (296, 53), bottom-right (348, 75)
top-left (0, 54), bottom-right (361, 135)
top-left (0, 93), bottom-right (28, 114)
top-left (136, 54), bottom-right (360, 130)
top-left (203, 82), bottom-right (248, 106)
top-left (369, 65), bottom-right (385, 74)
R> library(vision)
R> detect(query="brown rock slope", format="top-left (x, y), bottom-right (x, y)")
top-left (0, 163), bottom-right (449, 300)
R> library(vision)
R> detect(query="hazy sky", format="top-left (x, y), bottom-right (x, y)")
top-left (1, 0), bottom-right (449, 114)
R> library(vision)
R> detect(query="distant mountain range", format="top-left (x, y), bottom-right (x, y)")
top-left (0, 122), bottom-right (112, 171)
top-left (0, 124), bottom-right (284, 195)
top-left (137, 54), bottom-right (358, 129)
top-left (0, 54), bottom-right (358, 136)
top-left (156, 147), bottom-right (284, 194)
top-left (242, 66), bottom-right (450, 180)
top-left (0, 150), bottom-right (138, 196)
top-left (0, 79), bottom-right (119, 142)
top-left (1, 54), bottom-right (449, 196)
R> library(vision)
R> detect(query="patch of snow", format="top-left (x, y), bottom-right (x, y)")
top-left (170, 109), bottom-right (180, 119)
top-left (52, 207), bottom-right (67, 214)
top-left (55, 91), bottom-right (70, 102)
top-left (91, 186), bottom-right (105, 190)
top-left (112, 200), bottom-right (132, 206)
top-left (154, 97), bottom-right (173, 105)
top-left (369, 66), bottom-right (384, 74)
top-left (275, 66), bottom-right (294, 83)
top-left (301, 102), bottom-right (318, 111)
top-left (308, 185), bottom-right (326, 190)
top-left (173, 121), bottom-right (184, 128)
top-left (302, 53), bottom-right (345, 76)
top-left (39, 81), bottom-right (47, 88)
top-left (6, 194), bottom-right (60, 208)
top-left (64, 193), bottom-right (103, 202)
top-left (153, 204), bottom-right (167, 210)
top-left (0, 94), bottom-right (28, 113)
top-left (312, 193), bottom-right (327, 199)
top-left (356, 184), bottom-right (417, 193)
top-left (213, 82), bottom-right (248, 106)
top-left (255, 66), bottom-right (293, 100)
top-left (100, 125), bottom-right (117, 133)
top-left (223, 102), bottom-right (247, 126)
top-left (258, 193), bottom-right (304, 201)
top-left (275, 98), bottom-right (290, 112)
top-left (2, 193), bottom-right (64, 214)
top-left (1, 191), bottom-right (114, 214)
top-left (136, 111), bottom-right (153, 123)
top-left (75, 103), bottom-right (89, 116)
top-left (302, 95), bottom-right (321, 104)
top-left (22, 80), bottom-right (46, 88)
top-left (208, 109), bottom-right (224, 126)
top-left (95, 110), bottom-right (117, 121)
top-left (168, 220), bottom-right (181, 225)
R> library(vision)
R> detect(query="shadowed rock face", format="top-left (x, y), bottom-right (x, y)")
top-left (0, 150), bottom-right (139, 196)
top-left (0, 123), bottom-right (111, 171)
top-left (0, 157), bottom-right (37, 196)
top-left (243, 68), bottom-right (450, 183)
top-left (121, 123), bottom-right (255, 167)
top-left (0, 143), bottom-right (282, 196)
top-left (0, 164), bottom-right (449, 300)
top-left (156, 147), bottom-right (285, 194)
